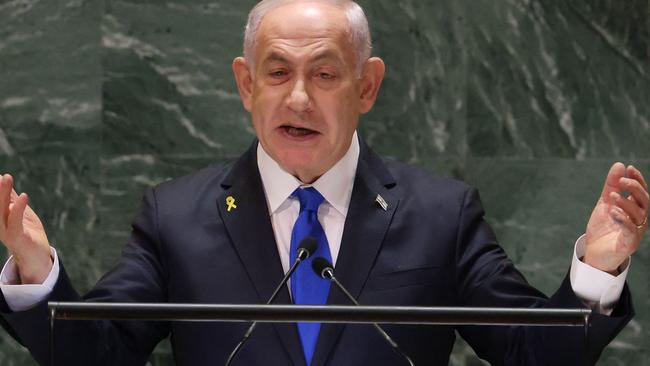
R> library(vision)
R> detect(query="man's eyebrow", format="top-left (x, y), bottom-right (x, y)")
top-left (263, 52), bottom-right (289, 64)
top-left (261, 50), bottom-right (343, 65)
top-left (310, 50), bottom-right (341, 63)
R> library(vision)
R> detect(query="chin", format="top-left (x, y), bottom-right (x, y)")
top-left (280, 155), bottom-right (317, 171)
top-left (277, 152), bottom-right (322, 179)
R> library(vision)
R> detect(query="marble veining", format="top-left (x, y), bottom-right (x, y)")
top-left (0, 0), bottom-right (648, 364)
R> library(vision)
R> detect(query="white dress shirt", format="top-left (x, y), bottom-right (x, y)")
top-left (1, 247), bottom-right (60, 311)
top-left (0, 131), bottom-right (629, 315)
top-left (257, 132), bottom-right (359, 273)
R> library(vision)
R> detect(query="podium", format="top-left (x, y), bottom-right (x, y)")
top-left (47, 302), bottom-right (590, 365)
top-left (49, 302), bottom-right (590, 326)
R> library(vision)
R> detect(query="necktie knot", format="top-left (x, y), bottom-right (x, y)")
top-left (292, 187), bottom-right (325, 213)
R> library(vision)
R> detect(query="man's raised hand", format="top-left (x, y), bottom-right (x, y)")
top-left (585, 163), bottom-right (649, 274)
top-left (0, 174), bottom-right (52, 284)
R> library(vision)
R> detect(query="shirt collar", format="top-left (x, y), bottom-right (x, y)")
top-left (257, 131), bottom-right (360, 217)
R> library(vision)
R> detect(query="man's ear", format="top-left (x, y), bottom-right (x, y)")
top-left (232, 57), bottom-right (254, 112)
top-left (359, 57), bottom-right (385, 114)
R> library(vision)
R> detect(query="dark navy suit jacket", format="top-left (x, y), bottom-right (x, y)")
top-left (0, 140), bottom-right (634, 365)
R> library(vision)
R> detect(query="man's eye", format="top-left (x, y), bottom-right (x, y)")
top-left (269, 70), bottom-right (287, 78)
top-left (317, 72), bottom-right (334, 80)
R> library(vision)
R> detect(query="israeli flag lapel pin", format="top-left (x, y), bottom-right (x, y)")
top-left (375, 194), bottom-right (388, 211)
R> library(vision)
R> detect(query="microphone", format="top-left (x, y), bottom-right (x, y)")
top-left (311, 257), bottom-right (415, 366)
top-left (224, 237), bottom-right (318, 366)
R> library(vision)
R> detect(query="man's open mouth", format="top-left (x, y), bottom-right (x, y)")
top-left (280, 125), bottom-right (319, 137)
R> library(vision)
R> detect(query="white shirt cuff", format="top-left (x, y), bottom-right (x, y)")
top-left (570, 234), bottom-right (629, 315)
top-left (0, 247), bottom-right (60, 312)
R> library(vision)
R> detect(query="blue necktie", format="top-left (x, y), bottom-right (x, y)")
top-left (290, 187), bottom-right (332, 366)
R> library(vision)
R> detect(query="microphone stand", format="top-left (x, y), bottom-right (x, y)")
top-left (224, 242), bottom-right (314, 366)
top-left (317, 261), bottom-right (415, 366)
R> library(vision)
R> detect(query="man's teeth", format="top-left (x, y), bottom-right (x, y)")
top-left (285, 126), bottom-right (314, 136)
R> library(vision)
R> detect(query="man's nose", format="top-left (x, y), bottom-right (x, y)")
top-left (285, 79), bottom-right (311, 113)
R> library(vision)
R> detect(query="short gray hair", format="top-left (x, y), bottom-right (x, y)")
top-left (243, 0), bottom-right (372, 77)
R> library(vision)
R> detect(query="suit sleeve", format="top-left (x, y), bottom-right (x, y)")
top-left (0, 187), bottom-right (170, 366)
top-left (453, 188), bottom-right (634, 366)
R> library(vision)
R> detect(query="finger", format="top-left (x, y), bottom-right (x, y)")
top-left (600, 162), bottom-right (626, 203)
top-left (620, 178), bottom-right (650, 212)
top-left (6, 192), bottom-right (27, 238)
top-left (611, 192), bottom-right (646, 226)
top-left (0, 174), bottom-right (14, 227)
top-left (610, 205), bottom-right (640, 234)
top-left (627, 165), bottom-right (648, 191)
top-left (621, 172), bottom-right (649, 211)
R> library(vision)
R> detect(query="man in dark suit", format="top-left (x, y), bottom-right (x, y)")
top-left (0, 1), bottom-right (648, 365)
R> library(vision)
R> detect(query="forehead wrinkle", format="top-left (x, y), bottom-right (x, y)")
top-left (311, 49), bottom-right (343, 64)
top-left (260, 44), bottom-right (346, 68)
top-left (258, 9), bottom-right (347, 45)
top-left (263, 52), bottom-right (289, 65)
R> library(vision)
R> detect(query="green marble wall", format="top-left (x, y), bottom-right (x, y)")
top-left (1, 0), bottom-right (648, 364)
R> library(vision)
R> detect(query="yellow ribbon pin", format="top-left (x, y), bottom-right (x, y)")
top-left (226, 196), bottom-right (237, 212)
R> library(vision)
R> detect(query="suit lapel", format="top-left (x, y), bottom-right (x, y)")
top-left (217, 142), bottom-right (306, 366)
top-left (310, 141), bottom-right (400, 366)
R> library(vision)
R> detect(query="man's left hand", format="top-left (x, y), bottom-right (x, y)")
top-left (585, 163), bottom-right (649, 274)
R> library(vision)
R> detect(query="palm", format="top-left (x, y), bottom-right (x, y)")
top-left (586, 199), bottom-right (636, 269)
top-left (0, 175), bottom-right (52, 283)
top-left (585, 163), bottom-right (648, 272)
top-left (10, 203), bottom-right (49, 252)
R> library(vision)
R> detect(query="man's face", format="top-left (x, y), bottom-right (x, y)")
top-left (235, 2), bottom-right (368, 183)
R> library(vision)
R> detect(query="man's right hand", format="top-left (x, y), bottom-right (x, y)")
top-left (0, 174), bottom-right (52, 284)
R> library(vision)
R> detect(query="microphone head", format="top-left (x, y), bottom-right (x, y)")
top-left (312, 257), bottom-right (333, 279)
top-left (297, 237), bottom-right (318, 260)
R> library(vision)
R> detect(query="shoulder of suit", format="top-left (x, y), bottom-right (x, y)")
top-left (148, 160), bottom-right (236, 199)
top-left (380, 157), bottom-right (473, 199)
